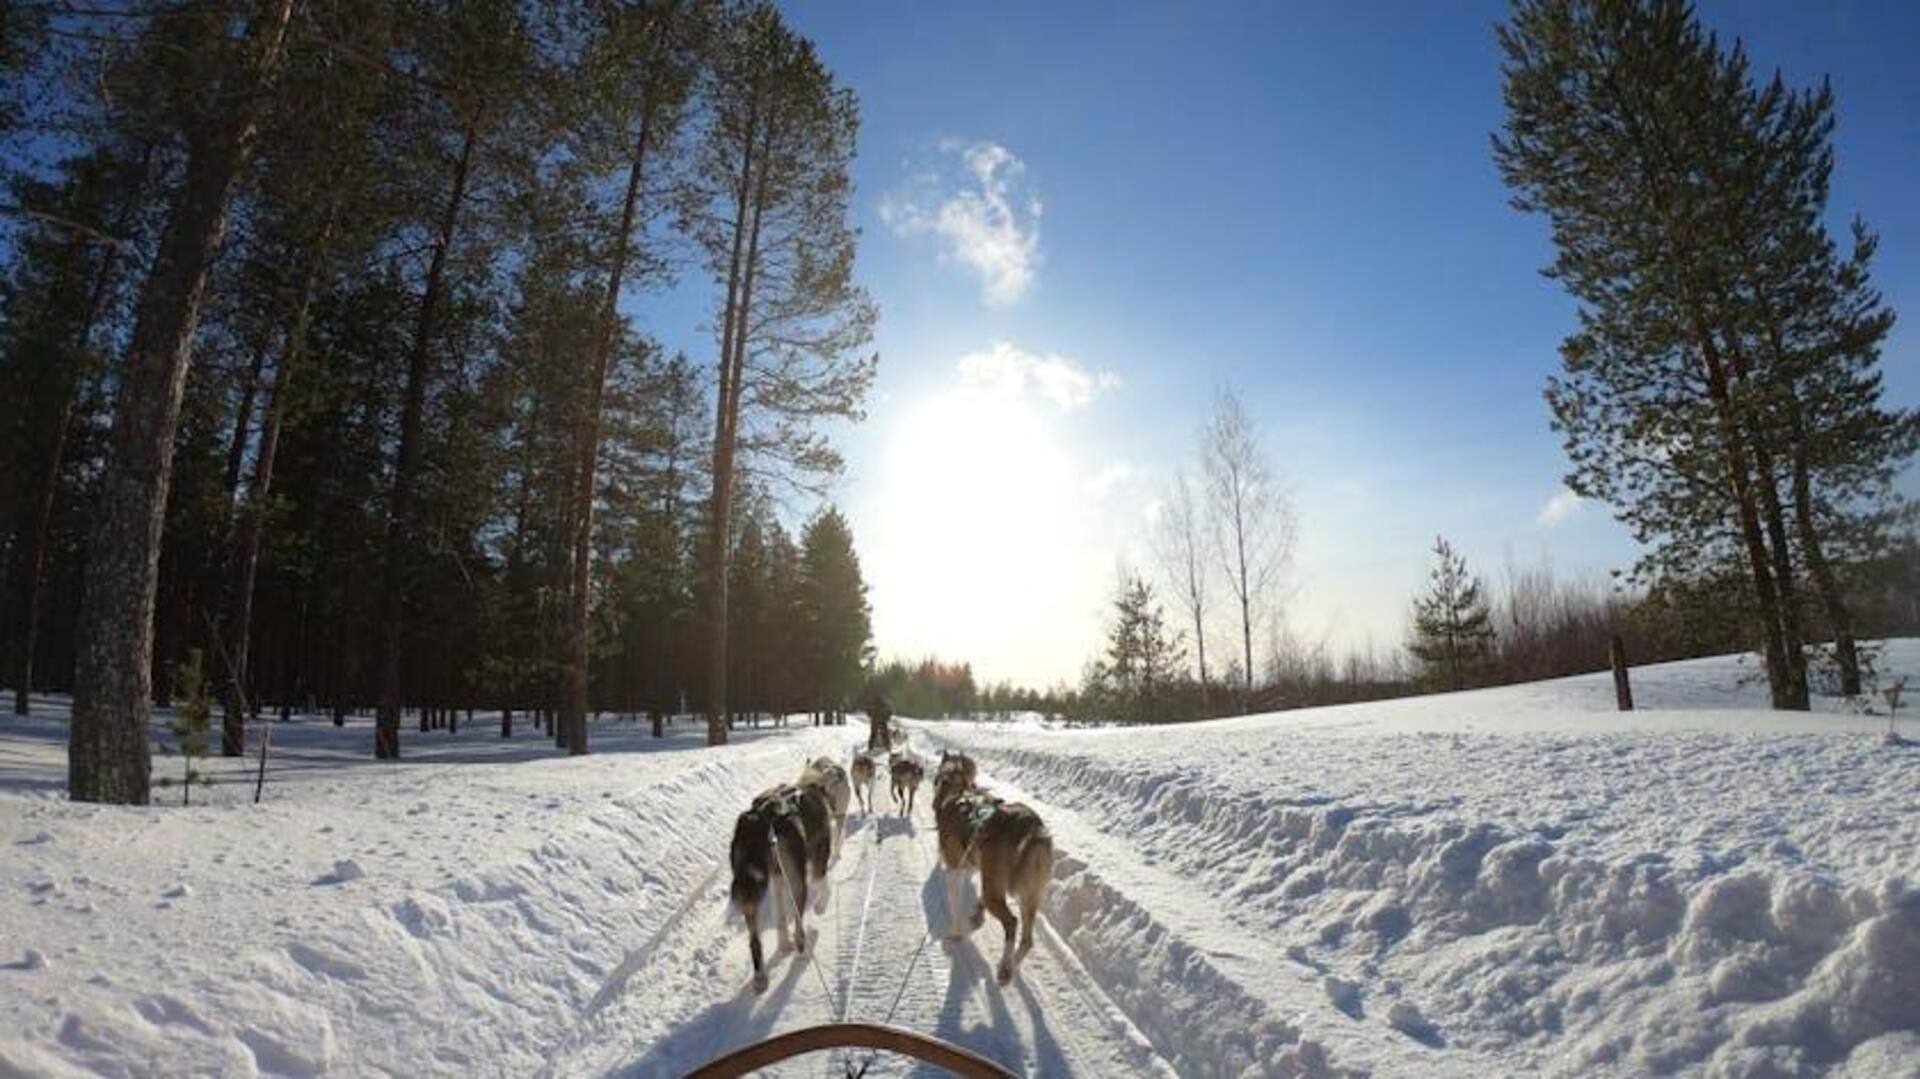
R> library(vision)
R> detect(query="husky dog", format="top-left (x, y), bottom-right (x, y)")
top-left (729, 783), bottom-right (834, 992)
top-left (849, 752), bottom-right (877, 816)
top-left (934, 749), bottom-right (977, 792)
top-left (931, 753), bottom-right (1054, 985)
top-left (799, 757), bottom-right (852, 854)
top-left (889, 752), bottom-right (925, 816)
top-left (888, 727), bottom-right (910, 751)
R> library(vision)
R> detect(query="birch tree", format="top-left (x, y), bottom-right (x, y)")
top-left (1152, 470), bottom-right (1213, 714)
top-left (1202, 387), bottom-right (1294, 711)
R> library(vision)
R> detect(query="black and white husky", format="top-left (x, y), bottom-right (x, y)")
top-left (729, 783), bottom-right (834, 992)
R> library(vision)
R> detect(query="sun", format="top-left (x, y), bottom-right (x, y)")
top-left (861, 384), bottom-right (1099, 686)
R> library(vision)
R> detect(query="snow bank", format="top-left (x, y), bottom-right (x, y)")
top-left (0, 713), bottom-right (858, 1076)
top-left (919, 642), bottom-right (1920, 1076)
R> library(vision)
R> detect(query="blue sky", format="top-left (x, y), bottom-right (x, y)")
top-left (739, 1), bottom-right (1920, 687)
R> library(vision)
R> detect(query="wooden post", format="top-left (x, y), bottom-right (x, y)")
top-left (1609, 635), bottom-right (1633, 712)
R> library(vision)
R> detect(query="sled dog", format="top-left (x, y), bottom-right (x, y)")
top-left (932, 753), bottom-right (1053, 985)
top-left (889, 752), bottom-right (925, 816)
top-left (849, 751), bottom-right (877, 816)
top-left (729, 782), bottom-right (834, 992)
top-left (798, 757), bottom-right (852, 855)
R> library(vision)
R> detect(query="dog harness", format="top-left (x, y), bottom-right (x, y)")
top-left (961, 795), bottom-right (999, 834)
top-left (758, 787), bottom-right (802, 821)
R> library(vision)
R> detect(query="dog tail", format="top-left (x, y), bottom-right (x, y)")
top-left (1012, 825), bottom-right (1055, 916)
top-left (729, 811), bottom-right (771, 912)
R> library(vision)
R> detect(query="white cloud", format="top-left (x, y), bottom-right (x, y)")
top-left (1537, 486), bottom-right (1585, 527)
top-left (881, 139), bottom-right (1043, 306)
top-left (956, 342), bottom-right (1119, 411)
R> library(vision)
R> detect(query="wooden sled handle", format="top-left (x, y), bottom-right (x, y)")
top-left (682, 1021), bottom-right (1018, 1078)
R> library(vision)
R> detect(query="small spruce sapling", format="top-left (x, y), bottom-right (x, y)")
top-left (165, 649), bottom-right (215, 805)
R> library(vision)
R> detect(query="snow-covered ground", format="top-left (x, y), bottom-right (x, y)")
top-left (1, 645), bottom-right (1916, 1077)
top-left (916, 644), bottom-right (1920, 1078)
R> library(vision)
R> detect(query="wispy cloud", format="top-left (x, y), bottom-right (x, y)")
top-left (881, 140), bottom-right (1042, 306)
top-left (957, 342), bottom-right (1119, 411)
top-left (1537, 486), bottom-right (1585, 527)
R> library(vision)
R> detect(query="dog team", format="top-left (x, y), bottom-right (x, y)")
top-left (727, 727), bottom-right (1054, 992)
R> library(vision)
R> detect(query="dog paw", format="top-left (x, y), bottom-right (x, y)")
top-left (753, 971), bottom-right (768, 993)
top-left (996, 963), bottom-right (1013, 986)
top-left (776, 936), bottom-right (793, 953)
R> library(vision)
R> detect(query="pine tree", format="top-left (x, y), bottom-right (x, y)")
top-left (68, 1), bottom-right (297, 804)
top-left (558, 0), bottom-right (706, 757)
top-left (1497, 2), bottom-right (1812, 706)
top-left (373, 0), bottom-right (543, 760)
top-left (1084, 572), bottom-right (1187, 723)
top-left (215, 0), bottom-right (399, 756)
top-left (692, 5), bottom-right (875, 745)
top-left (2, 145), bottom-right (150, 718)
top-left (799, 507), bottom-right (872, 717)
top-left (1408, 537), bottom-right (1495, 692)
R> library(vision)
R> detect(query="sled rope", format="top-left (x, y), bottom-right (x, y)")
top-left (847, 821), bottom-right (986, 1079)
top-left (775, 840), bottom-right (843, 1017)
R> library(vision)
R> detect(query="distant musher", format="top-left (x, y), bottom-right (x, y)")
top-left (866, 695), bottom-right (893, 753)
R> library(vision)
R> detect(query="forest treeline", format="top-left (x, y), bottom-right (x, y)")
top-left (0, 0), bottom-right (876, 803)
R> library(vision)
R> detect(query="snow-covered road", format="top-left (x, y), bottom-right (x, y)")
top-left (547, 780), bottom-right (1169, 1077)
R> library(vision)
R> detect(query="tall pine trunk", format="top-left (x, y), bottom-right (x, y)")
top-left (704, 94), bottom-right (761, 748)
top-left (565, 93), bottom-right (660, 758)
top-left (1787, 402), bottom-right (1861, 695)
top-left (68, 0), bottom-right (293, 804)
top-left (222, 335), bottom-right (272, 504)
top-left (222, 218), bottom-right (333, 756)
top-left (376, 118), bottom-right (477, 761)
top-left (13, 164), bottom-right (143, 717)
top-left (1748, 449), bottom-right (1811, 708)
top-left (1695, 328), bottom-right (1794, 708)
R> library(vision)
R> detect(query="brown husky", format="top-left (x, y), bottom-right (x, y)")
top-left (850, 752), bottom-right (877, 816)
top-left (931, 752), bottom-right (1054, 984)
top-left (889, 753), bottom-right (925, 816)
top-left (729, 783), bottom-right (834, 992)
top-left (934, 749), bottom-right (976, 792)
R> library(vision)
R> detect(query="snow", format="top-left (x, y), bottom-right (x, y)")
top-left (1, 644), bottom-right (1916, 1077)
top-left (913, 642), bottom-right (1920, 1077)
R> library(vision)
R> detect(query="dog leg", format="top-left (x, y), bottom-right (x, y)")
top-left (1014, 890), bottom-right (1040, 977)
top-left (743, 899), bottom-right (768, 992)
top-left (771, 869), bottom-right (793, 954)
top-left (946, 867), bottom-right (970, 940)
top-left (983, 889), bottom-right (1018, 984)
top-left (791, 877), bottom-right (808, 954)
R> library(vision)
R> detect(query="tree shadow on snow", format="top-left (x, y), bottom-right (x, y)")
top-left (609, 933), bottom-right (811, 1078)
